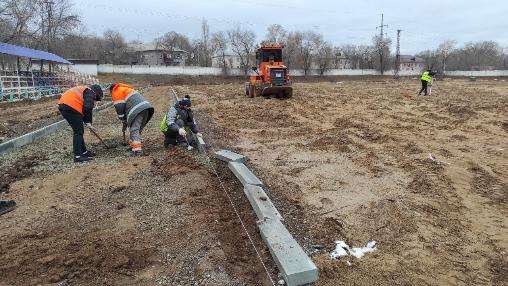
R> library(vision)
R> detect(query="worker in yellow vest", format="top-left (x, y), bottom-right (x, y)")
top-left (418, 70), bottom-right (437, 96)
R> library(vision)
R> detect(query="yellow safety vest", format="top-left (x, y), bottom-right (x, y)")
top-left (421, 71), bottom-right (432, 82)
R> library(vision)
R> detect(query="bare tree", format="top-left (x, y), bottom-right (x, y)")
top-left (156, 31), bottom-right (192, 65)
top-left (340, 44), bottom-right (361, 69)
top-left (102, 30), bottom-right (127, 64)
top-left (300, 31), bottom-right (322, 75)
top-left (227, 27), bottom-right (256, 75)
top-left (265, 24), bottom-right (287, 44)
top-left (211, 31), bottom-right (229, 73)
top-left (200, 19), bottom-right (211, 67)
top-left (157, 31), bottom-right (191, 52)
top-left (35, 0), bottom-right (80, 52)
top-left (358, 45), bottom-right (375, 69)
top-left (0, 0), bottom-right (37, 45)
top-left (437, 40), bottom-right (456, 74)
top-left (464, 41), bottom-right (501, 69)
top-left (372, 35), bottom-right (392, 74)
top-left (316, 41), bottom-right (333, 75)
top-left (283, 31), bottom-right (303, 69)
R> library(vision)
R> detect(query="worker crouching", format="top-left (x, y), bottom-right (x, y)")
top-left (109, 83), bottom-right (154, 155)
top-left (161, 95), bottom-right (202, 149)
top-left (58, 85), bottom-right (103, 163)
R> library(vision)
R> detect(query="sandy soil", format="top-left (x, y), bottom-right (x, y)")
top-left (0, 86), bottom-right (276, 285)
top-left (176, 78), bottom-right (508, 285)
top-left (1, 77), bottom-right (507, 285)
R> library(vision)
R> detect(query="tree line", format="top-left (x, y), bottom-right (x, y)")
top-left (2, 0), bottom-right (507, 75)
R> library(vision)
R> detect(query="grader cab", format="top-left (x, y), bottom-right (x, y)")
top-left (245, 44), bottom-right (293, 99)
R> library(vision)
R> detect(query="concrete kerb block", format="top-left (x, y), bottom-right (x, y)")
top-left (214, 149), bottom-right (247, 163)
top-left (228, 161), bottom-right (263, 187)
top-left (194, 134), bottom-right (207, 154)
top-left (259, 219), bottom-right (319, 286)
top-left (243, 184), bottom-right (283, 222)
top-left (215, 149), bottom-right (319, 285)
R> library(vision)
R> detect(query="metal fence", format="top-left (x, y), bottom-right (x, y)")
top-left (0, 70), bottom-right (99, 103)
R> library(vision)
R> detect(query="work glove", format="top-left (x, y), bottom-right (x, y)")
top-left (178, 128), bottom-right (187, 137)
top-left (85, 122), bottom-right (95, 131)
top-left (196, 132), bottom-right (203, 138)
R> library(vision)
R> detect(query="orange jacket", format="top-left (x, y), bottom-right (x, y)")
top-left (58, 86), bottom-right (88, 115)
top-left (111, 83), bottom-right (136, 102)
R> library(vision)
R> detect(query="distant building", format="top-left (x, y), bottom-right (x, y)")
top-left (398, 55), bottom-right (425, 71)
top-left (129, 42), bottom-right (188, 66)
top-left (332, 52), bottom-right (350, 69)
top-left (211, 54), bottom-right (243, 69)
top-left (310, 51), bottom-right (351, 70)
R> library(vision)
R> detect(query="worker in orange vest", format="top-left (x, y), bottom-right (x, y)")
top-left (109, 83), bottom-right (154, 155)
top-left (58, 85), bottom-right (103, 162)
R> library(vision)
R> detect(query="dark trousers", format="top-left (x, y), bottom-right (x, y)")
top-left (418, 80), bottom-right (428, 95)
top-left (164, 130), bottom-right (179, 147)
top-left (59, 105), bottom-right (86, 156)
top-left (163, 127), bottom-right (194, 147)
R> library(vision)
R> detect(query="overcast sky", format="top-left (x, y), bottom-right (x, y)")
top-left (75, 0), bottom-right (507, 54)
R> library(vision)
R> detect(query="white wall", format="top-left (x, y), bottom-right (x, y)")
top-left (445, 70), bottom-right (508, 77)
top-left (71, 64), bottom-right (98, 76)
top-left (98, 64), bottom-right (244, 76)
top-left (97, 64), bottom-right (508, 77)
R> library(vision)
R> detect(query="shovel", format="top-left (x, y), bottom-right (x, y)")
top-left (122, 122), bottom-right (127, 146)
top-left (183, 135), bottom-right (193, 151)
top-left (87, 125), bottom-right (110, 149)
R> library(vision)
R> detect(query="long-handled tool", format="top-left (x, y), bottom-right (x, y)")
top-left (122, 122), bottom-right (127, 146)
top-left (428, 77), bottom-right (433, 96)
top-left (86, 125), bottom-right (110, 149)
top-left (184, 135), bottom-right (194, 151)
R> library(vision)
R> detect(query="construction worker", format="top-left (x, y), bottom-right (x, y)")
top-left (161, 95), bottom-right (202, 148)
top-left (418, 69), bottom-right (437, 96)
top-left (109, 83), bottom-right (154, 155)
top-left (58, 85), bottom-right (103, 162)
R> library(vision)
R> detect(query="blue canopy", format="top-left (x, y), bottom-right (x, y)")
top-left (0, 42), bottom-right (72, 64)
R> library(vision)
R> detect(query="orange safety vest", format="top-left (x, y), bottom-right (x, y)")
top-left (58, 86), bottom-right (88, 115)
top-left (111, 83), bottom-right (136, 102)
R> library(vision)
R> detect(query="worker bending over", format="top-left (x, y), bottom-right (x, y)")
top-left (109, 83), bottom-right (154, 155)
top-left (162, 95), bottom-right (202, 148)
top-left (418, 69), bottom-right (437, 96)
top-left (58, 85), bottom-right (103, 162)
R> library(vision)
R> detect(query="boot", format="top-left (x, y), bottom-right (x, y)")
top-left (82, 150), bottom-right (96, 157)
top-left (74, 155), bottom-right (93, 163)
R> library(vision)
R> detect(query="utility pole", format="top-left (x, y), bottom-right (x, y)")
top-left (395, 29), bottom-right (401, 78)
top-left (376, 13), bottom-right (388, 39)
top-left (376, 13), bottom-right (389, 74)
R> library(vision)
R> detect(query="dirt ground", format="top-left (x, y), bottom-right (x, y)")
top-left (175, 78), bottom-right (507, 285)
top-left (0, 96), bottom-right (113, 141)
top-left (0, 86), bottom-right (275, 285)
top-left (1, 77), bottom-right (507, 285)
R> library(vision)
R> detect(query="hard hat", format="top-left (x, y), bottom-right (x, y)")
top-left (89, 84), bottom-right (103, 101)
